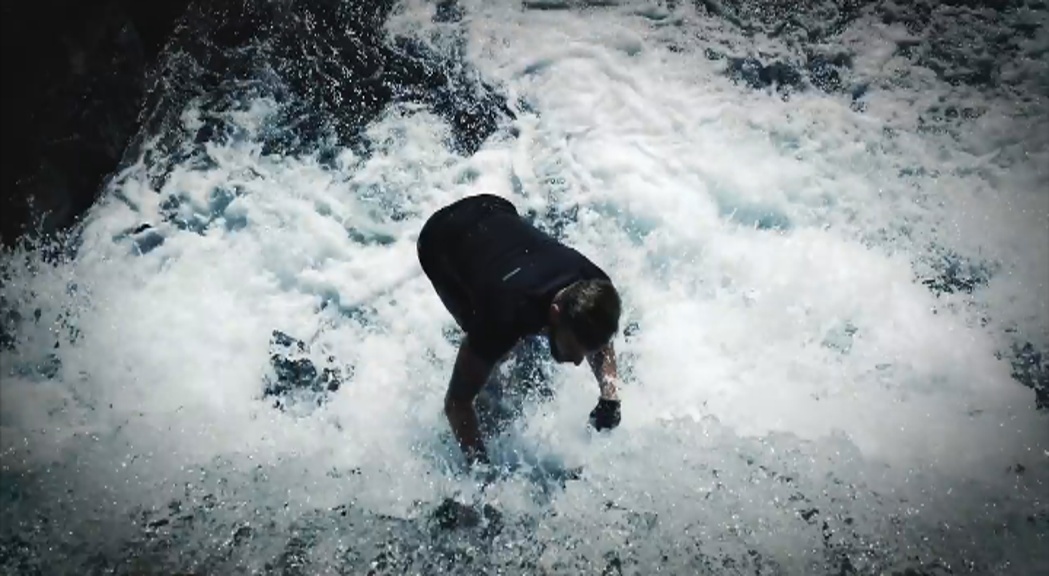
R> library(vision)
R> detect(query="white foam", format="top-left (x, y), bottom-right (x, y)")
top-left (443, 0), bottom-right (1044, 458)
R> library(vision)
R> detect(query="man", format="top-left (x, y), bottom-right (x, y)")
top-left (417, 193), bottom-right (623, 467)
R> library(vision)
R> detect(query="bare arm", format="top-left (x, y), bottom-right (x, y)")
top-left (586, 341), bottom-right (620, 401)
top-left (444, 337), bottom-right (495, 466)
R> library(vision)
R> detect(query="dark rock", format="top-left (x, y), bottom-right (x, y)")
top-left (806, 52), bottom-right (852, 93)
top-left (704, 47), bottom-right (726, 61)
top-left (714, 46), bottom-right (858, 97)
top-left (725, 57), bottom-right (805, 93)
top-left (433, 0), bottom-right (464, 23)
top-left (135, 0), bottom-right (513, 196)
top-left (602, 552), bottom-right (624, 576)
top-left (623, 321), bottom-right (640, 338)
top-left (1008, 342), bottom-right (1048, 411)
top-left (130, 226), bottom-right (165, 255)
top-left (264, 330), bottom-right (348, 412)
top-left (0, 300), bottom-right (20, 351)
top-left (1, 0), bottom-right (193, 248)
top-left (430, 498), bottom-right (502, 535)
top-left (918, 249), bottom-right (996, 296)
top-left (850, 82), bottom-right (869, 102)
top-left (694, 0), bottom-right (875, 42)
top-left (3, 0), bottom-right (513, 249)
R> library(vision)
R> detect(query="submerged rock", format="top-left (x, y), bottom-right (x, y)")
top-left (1007, 342), bottom-right (1048, 411)
top-left (263, 330), bottom-right (347, 412)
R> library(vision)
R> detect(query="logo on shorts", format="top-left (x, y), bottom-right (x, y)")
top-left (502, 267), bottom-right (522, 281)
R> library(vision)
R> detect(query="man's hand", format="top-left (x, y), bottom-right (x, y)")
top-left (588, 398), bottom-right (621, 431)
top-left (445, 398), bottom-right (489, 465)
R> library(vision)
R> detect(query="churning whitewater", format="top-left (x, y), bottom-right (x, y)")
top-left (1, 0), bottom-right (1047, 574)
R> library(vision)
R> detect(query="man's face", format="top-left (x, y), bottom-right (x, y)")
top-left (547, 302), bottom-right (607, 365)
top-left (547, 323), bottom-right (594, 366)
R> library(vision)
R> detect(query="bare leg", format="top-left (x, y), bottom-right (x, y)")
top-left (444, 338), bottom-right (495, 467)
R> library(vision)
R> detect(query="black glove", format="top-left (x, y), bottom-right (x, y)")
top-left (588, 398), bottom-right (621, 431)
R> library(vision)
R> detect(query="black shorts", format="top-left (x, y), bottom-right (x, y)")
top-left (416, 194), bottom-right (517, 332)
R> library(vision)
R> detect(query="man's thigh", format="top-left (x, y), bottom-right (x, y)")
top-left (417, 218), bottom-right (473, 330)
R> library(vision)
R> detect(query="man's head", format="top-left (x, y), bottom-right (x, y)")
top-left (547, 279), bottom-right (621, 365)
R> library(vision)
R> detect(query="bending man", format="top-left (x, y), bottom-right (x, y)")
top-left (417, 193), bottom-right (623, 467)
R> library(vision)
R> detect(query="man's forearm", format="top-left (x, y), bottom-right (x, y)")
top-left (445, 338), bottom-right (494, 467)
top-left (587, 343), bottom-right (620, 400)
